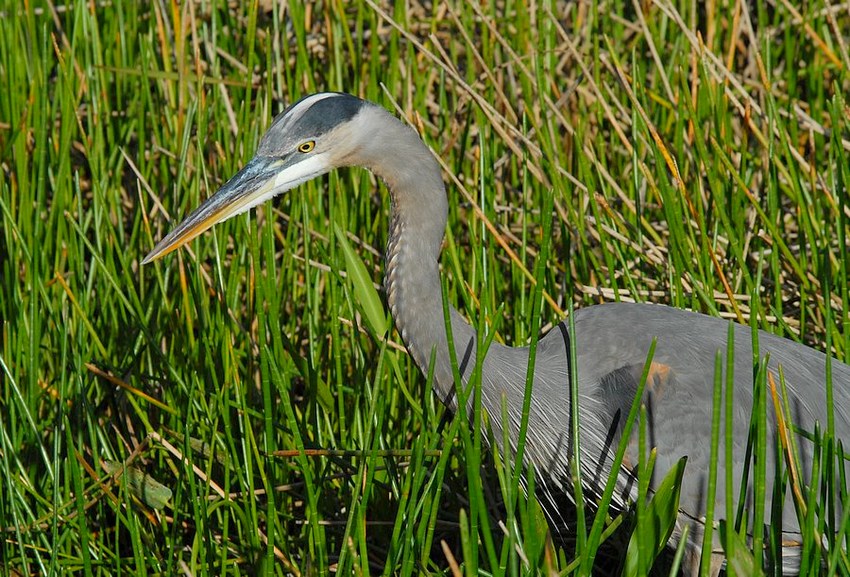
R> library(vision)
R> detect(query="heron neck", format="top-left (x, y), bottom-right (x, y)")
top-left (360, 106), bottom-right (477, 404)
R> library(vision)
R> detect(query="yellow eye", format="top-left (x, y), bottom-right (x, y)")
top-left (298, 141), bottom-right (315, 153)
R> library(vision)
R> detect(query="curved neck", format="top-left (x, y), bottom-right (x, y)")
top-left (349, 104), bottom-right (576, 489)
top-left (354, 104), bottom-right (477, 402)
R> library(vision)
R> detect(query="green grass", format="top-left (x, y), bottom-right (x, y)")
top-left (1, 1), bottom-right (849, 575)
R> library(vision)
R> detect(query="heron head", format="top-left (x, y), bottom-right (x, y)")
top-left (142, 92), bottom-right (367, 264)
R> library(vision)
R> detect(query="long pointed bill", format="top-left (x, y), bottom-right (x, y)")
top-left (142, 155), bottom-right (294, 264)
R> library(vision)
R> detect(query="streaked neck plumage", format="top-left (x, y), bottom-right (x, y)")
top-left (350, 103), bottom-right (478, 402)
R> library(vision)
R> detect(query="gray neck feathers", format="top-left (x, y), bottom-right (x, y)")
top-left (353, 104), bottom-right (477, 403)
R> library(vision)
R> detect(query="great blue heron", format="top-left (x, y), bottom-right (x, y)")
top-left (143, 92), bottom-right (850, 575)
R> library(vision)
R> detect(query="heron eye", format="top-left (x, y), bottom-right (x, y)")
top-left (298, 141), bottom-right (315, 153)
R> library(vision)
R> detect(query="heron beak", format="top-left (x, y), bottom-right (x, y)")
top-left (142, 155), bottom-right (293, 264)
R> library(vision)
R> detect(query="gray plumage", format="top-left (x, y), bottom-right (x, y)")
top-left (143, 92), bottom-right (850, 574)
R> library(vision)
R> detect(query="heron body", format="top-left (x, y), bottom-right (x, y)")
top-left (143, 92), bottom-right (850, 573)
